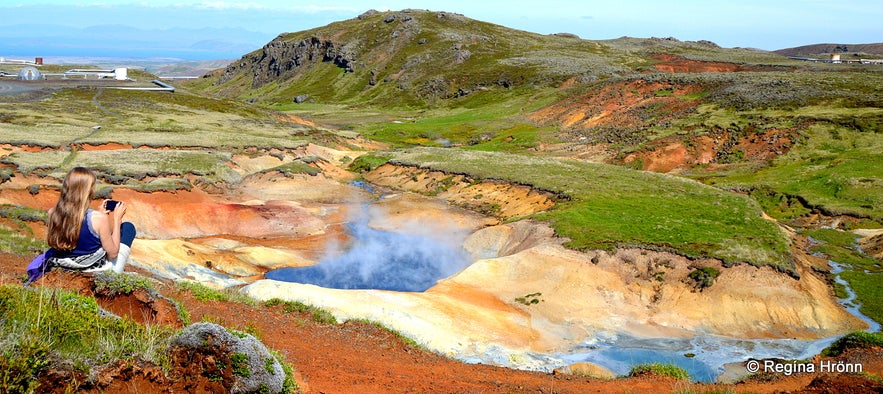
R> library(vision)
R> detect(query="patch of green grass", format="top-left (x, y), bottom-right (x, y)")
top-left (177, 281), bottom-right (255, 305)
top-left (349, 153), bottom-right (393, 173)
top-left (264, 298), bottom-right (338, 324)
top-left (840, 270), bottom-right (883, 325)
top-left (5, 149), bottom-right (240, 184)
top-left (0, 225), bottom-right (47, 255)
top-left (268, 349), bottom-right (299, 394)
top-left (350, 319), bottom-right (423, 350)
top-left (714, 122), bottom-right (883, 223)
top-left (821, 331), bottom-right (883, 357)
top-left (0, 204), bottom-right (47, 237)
top-left (266, 161), bottom-right (321, 177)
top-left (0, 340), bottom-right (48, 394)
top-left (802, 228), bottom-right (860, 248)
top-left (0, 285), bottom-right (176, 382)
top-left (802, 228), bottom-right (883, 325)
top-left (1, 150), bottom-right (70, 174)
top-left (748, 188), bottom-right (812, 222)
top-left (628, 362), bottom-right (690, 380)
top-left (391, 148), bottom-right (792, 272)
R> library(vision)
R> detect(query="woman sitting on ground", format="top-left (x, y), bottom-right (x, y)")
top-left (46, 167), bottom-right (136, 273)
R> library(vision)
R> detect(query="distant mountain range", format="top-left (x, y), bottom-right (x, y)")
top-left (0, 24), bottom-right (271, 61)
top-left (774, 43), bottom-right (883, 57)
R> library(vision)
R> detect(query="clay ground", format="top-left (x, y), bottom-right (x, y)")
top-left (2, 253), bottom-right (882, 393)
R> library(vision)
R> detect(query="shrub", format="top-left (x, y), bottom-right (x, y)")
top-left (93, 271), bottom-right (156, 296)
top-left (688, 267), bottom-right (721, 290)
top-left (0, 342), bottom-right (49, 394)
top-left (628, 362), bottom-right (690, 380)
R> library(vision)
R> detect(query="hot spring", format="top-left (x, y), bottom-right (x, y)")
top-left (265, 218), bottom-right (471, 292)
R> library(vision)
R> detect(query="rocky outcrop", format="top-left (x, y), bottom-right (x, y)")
top-left (365, 163), bottom-right (556, 218)
top-left (219, 35), bottom-right (358, 88)
top-left (858, 230), bottom-right (883, 259)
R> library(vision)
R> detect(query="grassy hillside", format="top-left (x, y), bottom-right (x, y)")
top-left (186, 9), bottom-right (883, 227)
top-left (187, 9), bottom-right (796, 108)
top-left (383, 147), bottom-right (793, 272)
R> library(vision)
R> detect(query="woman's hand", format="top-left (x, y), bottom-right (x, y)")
top-left (100, 199), bottom-right (127, 221)
top-left (112, 201), bottom-right (127, 221)
top-left (100, 199), bottom-right (113, 214)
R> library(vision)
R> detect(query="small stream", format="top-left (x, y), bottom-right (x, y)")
top-left (534, 257), bottom-right (880, 382)
top-left (830, 261), bottom-right (881, 332)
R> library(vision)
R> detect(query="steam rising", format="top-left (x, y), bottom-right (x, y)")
top-left (266, 204), bottom-right (471, 292)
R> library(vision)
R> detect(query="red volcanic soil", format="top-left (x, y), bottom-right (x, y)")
top-left (651, 54), bottom-right (781, 73)
top-left (78, 142), bottom-right (135, 151)
top-left (622, 127), bottom-right (797, 173)
top-left (530, 79), bottom-right (703, 130)
top-left (1, 252), bottom-right (881, 393)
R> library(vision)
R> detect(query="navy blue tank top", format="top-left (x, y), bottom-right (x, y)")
top-left (60, 209), bottom-right (102, 257)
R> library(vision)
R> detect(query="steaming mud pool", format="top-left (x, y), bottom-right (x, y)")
top-left (266, 219), bottom-right (470, 292)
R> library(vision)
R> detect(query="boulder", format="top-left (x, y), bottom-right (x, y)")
top-left (171, 322), bottom-right (286, 393)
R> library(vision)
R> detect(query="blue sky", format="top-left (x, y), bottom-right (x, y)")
top-left (1, 0), bottom-right (881, 60)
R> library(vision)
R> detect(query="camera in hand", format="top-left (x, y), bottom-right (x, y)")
top-left (104, 200), bottom-right (120, 211)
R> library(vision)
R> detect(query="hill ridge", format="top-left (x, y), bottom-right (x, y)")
top-left (774, 42), bottom-right (883, 57)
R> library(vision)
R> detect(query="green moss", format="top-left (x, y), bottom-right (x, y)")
top-left (230, 352), bottom-right (251, 377)
top-left (748, 188), bottom-right (812, 221)
top-left (717, 122), bottom-right (883, 222)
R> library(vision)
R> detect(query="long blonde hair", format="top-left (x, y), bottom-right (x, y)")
top-left (48, 167), bottom-right (96, 251)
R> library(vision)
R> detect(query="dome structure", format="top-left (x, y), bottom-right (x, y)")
top-left (17, 66), bottom-right (42, 81)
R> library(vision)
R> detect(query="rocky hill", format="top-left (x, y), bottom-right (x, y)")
top-left (774, 42), bottom-right (883, 57)
top-left (192, 9), bottom-right (790, 107)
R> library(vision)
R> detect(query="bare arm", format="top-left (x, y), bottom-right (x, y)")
top-left (93, 201), bottom-right (127, 259)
